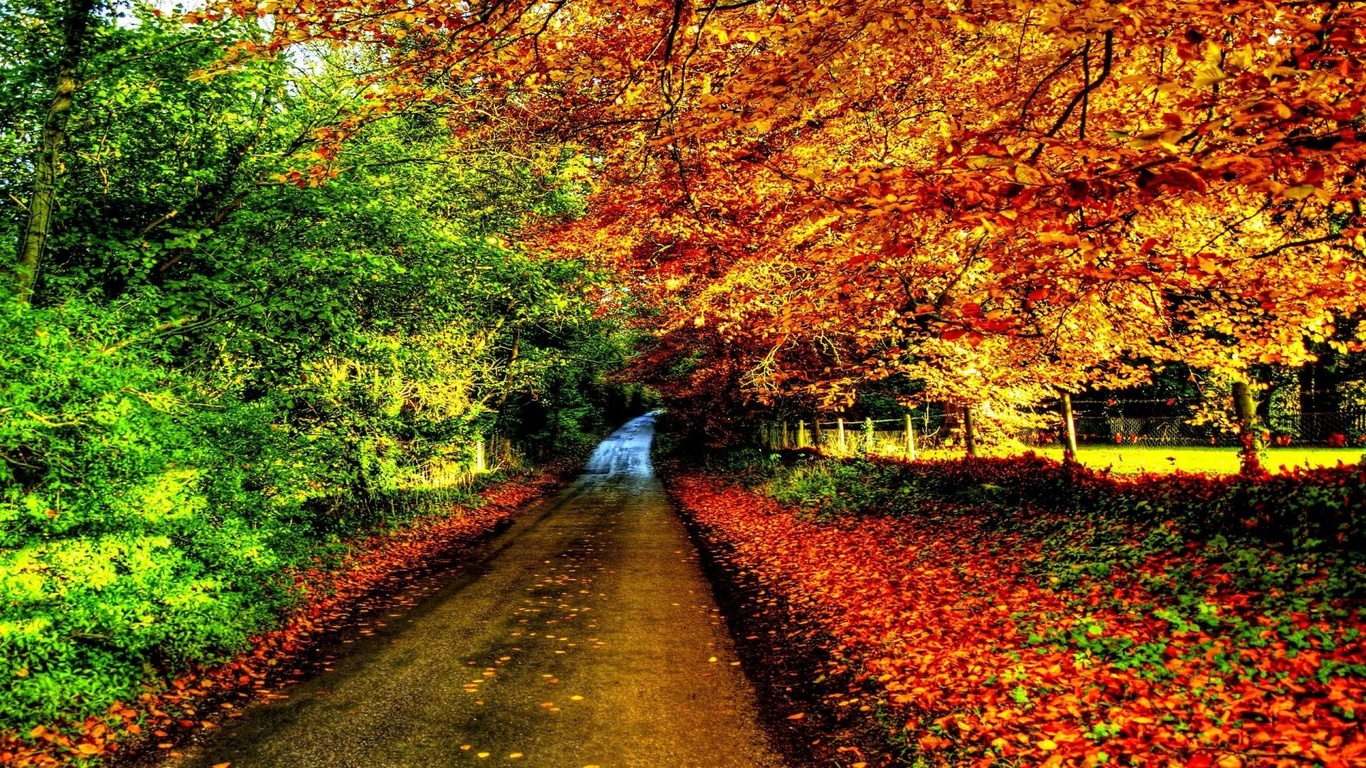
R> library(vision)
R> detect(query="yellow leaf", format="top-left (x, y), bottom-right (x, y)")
top-left (1037, 739), bottom-right (1058, 751)
top-left (1194, 64), bottom-right (1227, 88)
top-left (1284, 184), bottom-right (1316, 200)
top-left (1014, 164), bottom-right (1041, 185)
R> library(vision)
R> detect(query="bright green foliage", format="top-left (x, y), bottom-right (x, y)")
top-left (0, 302), bottom-right (294, 726)
top-left (0, 0), bottom-right (638, 732)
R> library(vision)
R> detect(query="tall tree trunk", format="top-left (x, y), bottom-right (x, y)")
top-left (14, 0), bottom-right (96, 305)
top-left (1060, 392), bottom-right (1078, 462)
top-left (1233, 378), bottom-right (1264, 475)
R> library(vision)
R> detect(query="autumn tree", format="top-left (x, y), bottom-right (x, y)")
top-left (192, 0), bottom-right (1366, 471)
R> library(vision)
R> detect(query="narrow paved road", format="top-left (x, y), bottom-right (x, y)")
top-left (172, 414), bottom-right (784, 768)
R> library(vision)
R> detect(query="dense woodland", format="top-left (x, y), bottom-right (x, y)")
top-left (3, 0), bottom-right (1366, 765)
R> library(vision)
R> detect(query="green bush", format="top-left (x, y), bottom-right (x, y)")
top-left (0, 304), bottom-right (290, 725)
top-left (0, 302), bottom-right (517, 729)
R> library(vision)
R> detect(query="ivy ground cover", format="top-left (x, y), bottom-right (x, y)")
top-left (0, 467), bottom-right (566, 767)
top-left (667, 457), bottom-right (1365, 767)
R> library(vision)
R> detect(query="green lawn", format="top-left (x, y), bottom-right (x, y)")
top-left (880, 444), bottom-right (1365, 475)
top-left (1026, 445), bottom-right (1365, 475)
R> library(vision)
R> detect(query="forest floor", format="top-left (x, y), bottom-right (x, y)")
top-left (153, 415), bottom-right (785, 768)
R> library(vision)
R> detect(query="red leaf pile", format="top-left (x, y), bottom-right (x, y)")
top-left (670, 472), bottom-right (1366, 767)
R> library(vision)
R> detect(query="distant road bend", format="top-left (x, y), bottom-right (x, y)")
top-left (171, 414), bottom-right (785, 768)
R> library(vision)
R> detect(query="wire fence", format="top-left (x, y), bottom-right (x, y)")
top-left (761, 417), bottom-right (930, 459)
top-left (1017, 411), bottom-right (1366, 448)
top-left (759, 405), bottom-right (1366, 458)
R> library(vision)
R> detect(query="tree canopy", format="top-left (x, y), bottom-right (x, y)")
top-left (173, 0), bottom-right (1366, 435)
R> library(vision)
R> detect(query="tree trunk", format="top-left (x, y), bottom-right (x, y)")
top-left (963, 405), bottom-right (978, 457)
top-left (1233, 378), bottom-right (1263, 475)
top-left (14, 0), bottom-right (96, 304)
top-left (1061, 392), bottom-right (1078, 462)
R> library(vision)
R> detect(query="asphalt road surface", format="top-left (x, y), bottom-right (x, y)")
top-left (169, 414), bottom-right (784, 768)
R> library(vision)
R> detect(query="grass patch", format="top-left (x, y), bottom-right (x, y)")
top-left (902, 445), bottom-right (1363, 475)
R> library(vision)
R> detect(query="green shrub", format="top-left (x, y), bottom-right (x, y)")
top-left (0, 303), bottom-right (299, 726)
top-left (0, 302), bottom-right (518, 729)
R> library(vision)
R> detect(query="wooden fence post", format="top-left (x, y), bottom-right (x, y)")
top-left (905, 413), bottom-right (917, 460)
top-left (963, 406), bottom-right (978, 457)
top-left (782, 421), bottom-right (791, 449)
top-left (797, 420), bottom-right (807, 449)
top-left (837, 418), bottom-right (847, 454)
top-left (475, 438), bottom-right (486, 472)
top-left (864, 417), bottom-right (874, 455)
top-left (812, 418), bottom-right (823, 454)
